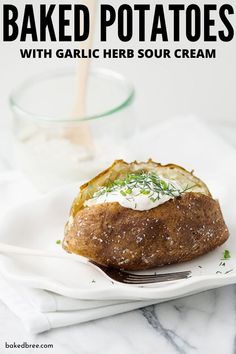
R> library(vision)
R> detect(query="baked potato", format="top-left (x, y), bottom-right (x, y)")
top-left (63, 160), bottom-right (229, 270)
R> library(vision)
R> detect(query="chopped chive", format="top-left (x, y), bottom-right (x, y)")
top-left (126, 188), bottom-right (132, 195)
top-left (160, 180), bottom-right (168, 190)
top-left (223, 250), bottom-right (231, 260)
top-left (140, 189), bottom-right (150, 195)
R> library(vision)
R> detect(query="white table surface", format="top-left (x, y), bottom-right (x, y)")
top-left (1, 285), bottom-right (236, 354)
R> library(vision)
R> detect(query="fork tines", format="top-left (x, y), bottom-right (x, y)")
top-left (121, 270), bottom-right (192, 284)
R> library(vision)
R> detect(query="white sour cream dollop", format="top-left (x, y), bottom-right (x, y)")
top-left (84, 174), bottom-right (183, 211)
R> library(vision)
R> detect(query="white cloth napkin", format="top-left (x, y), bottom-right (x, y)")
top-left (0, 116), bottom-right (235, 333)
top-left (0, 273), bottom-right (160, 333)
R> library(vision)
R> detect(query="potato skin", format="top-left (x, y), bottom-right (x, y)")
top-left (63, 192), bottom-right (229, 270)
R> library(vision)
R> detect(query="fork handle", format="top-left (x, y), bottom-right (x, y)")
top-left (0, 242), bottom-right (88, 264)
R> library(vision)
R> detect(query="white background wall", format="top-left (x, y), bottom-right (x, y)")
top-left (0, 0), bottom-right (236, 140)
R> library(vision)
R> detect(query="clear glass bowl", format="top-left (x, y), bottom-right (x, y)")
top-left (10, 67), bottom-right (135, 191)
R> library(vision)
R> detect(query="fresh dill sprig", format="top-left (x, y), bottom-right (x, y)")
top-left (91, 171), bottom-right (195, 203)
top-left (225, 269), bottom-right (233, 274)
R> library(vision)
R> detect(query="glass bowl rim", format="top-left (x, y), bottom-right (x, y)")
top-left (9, 67), bottom-right (135, 123)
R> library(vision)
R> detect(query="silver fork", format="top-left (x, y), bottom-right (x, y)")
top-left (91, 261), bottom-right (191, 284)
top-left (0, 242), bottom-right (191, 284)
